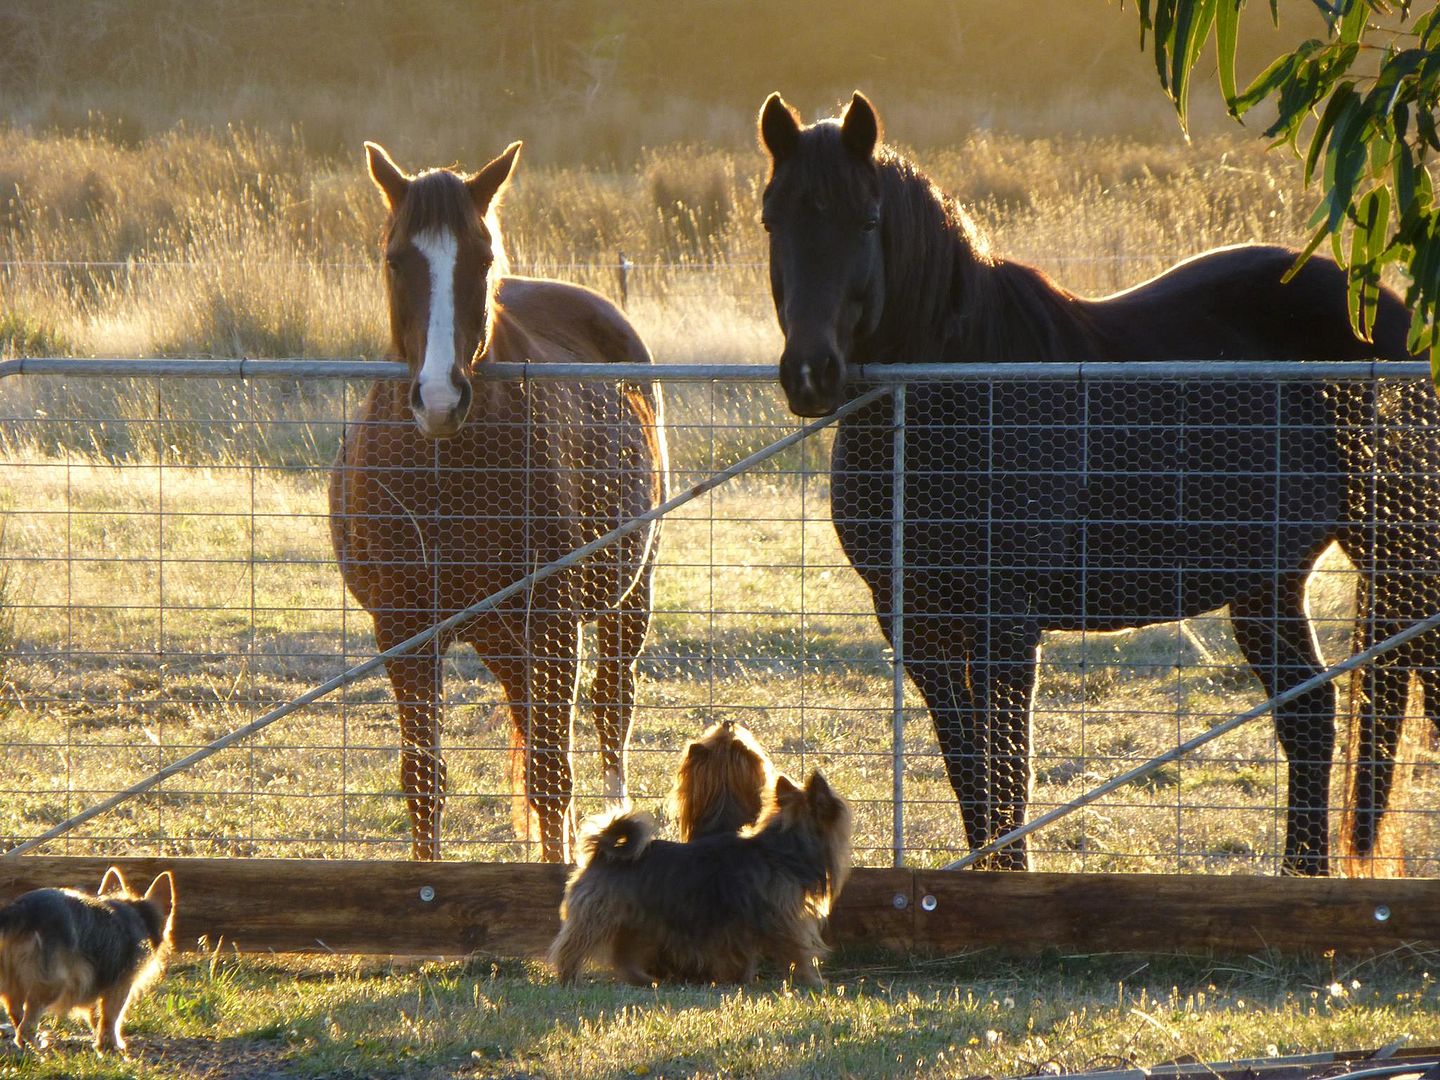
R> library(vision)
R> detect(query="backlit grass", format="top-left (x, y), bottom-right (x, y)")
top-left (4, 948), bottom-right (1439, 1079)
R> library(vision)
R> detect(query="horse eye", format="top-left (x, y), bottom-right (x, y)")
top-left (760, 218), bottom-right (773, 233)
top-left (385, 256), bottom-right (400, 272)
top-left (862, 217), bottom-right (880, 233)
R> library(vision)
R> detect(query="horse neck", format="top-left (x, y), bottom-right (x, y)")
top-left (864, 164), bottom-right (1098, 365)
top-left (957, 257), bottom-right (1101, 363)
top-left (478, 299), bottom-right (539, 367)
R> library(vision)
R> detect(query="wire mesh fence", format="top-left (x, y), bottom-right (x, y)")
top-left (1, 360), bottom-right (1438, 875)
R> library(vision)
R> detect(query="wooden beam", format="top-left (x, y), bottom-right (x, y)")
top-left (911, 869), bottom-right (1440, 954)
top-left (0, 857), bottom-right (568, 956)
top-left (826, 867), bottom-right (915, 952)
top-left (3, 858), bottom-right (1438, 957)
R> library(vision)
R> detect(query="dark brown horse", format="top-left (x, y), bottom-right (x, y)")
top-left (330, 142), bottom-right (667, 861)
top-left (759, 91), bottom-right (1440, 874)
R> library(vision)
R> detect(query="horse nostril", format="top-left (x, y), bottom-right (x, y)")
top-left (804, 353), bottom-right (840, 399)
top-left (452, 379), bottom-right (474, 425)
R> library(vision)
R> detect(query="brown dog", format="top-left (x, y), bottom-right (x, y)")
top-left (668, 720), bottom-right (776, 841)
top-left (550, 770), bottom-right (852, 987)
top-left (0, 867), bottom-right (176, 1053)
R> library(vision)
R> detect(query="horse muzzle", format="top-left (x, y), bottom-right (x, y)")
top-left (409, 378), bottom-right (473, 439)
top-left (779, 346), bottom-right (845, 417)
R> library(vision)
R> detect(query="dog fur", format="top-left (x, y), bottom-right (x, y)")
top-left (550, 770), bottom-right (852, 987)
top-left (0, 868), bottom-right (176, 1053)
top-left (668, 720), bottom-right (776, 841)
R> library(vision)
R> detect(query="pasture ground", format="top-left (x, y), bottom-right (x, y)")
top-left (3, 947), bottom-right (1440, 1079)
top-left (4, 443), bottom-right (1435, 874)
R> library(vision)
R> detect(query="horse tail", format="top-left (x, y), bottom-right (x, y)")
top-left (576, 811), bottom-right (656, 867)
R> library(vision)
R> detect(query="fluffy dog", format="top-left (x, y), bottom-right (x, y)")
top-left (550, 770), bottom-right (852, 987)
top-left (0, 867), bottom-right (176, 1053)
top-left (668, 720), bottom-right (775, 841)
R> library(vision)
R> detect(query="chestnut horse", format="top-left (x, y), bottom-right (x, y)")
top-left (759, 91), bottom-right (1440, 875)
top-left (331, 141), bottom-right (667, 861)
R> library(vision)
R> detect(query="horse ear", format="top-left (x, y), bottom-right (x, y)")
top-left (760, 92), bottom-right (802, 163)
top-left (840, 91), bottom-right (881, 160)
top-left (467, 141), bottom-right (522, 214)
top-left (365, 141), bottom-right (410, 210)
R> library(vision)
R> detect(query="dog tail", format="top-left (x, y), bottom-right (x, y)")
top-left (0, 896), bottom-right (69, 978)
top-left (576, 810), bottom-right (656, 866)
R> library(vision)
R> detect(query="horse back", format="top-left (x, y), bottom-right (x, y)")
top-left (494, 275), bottom-right (668, 516)
top-left (1086, 244), bottom-right (1416, 362)
top-left (497, 276), bottom-right (652, 366)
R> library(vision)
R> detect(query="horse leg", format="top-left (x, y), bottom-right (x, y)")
top-left (871, 588), bottom-right (992, 857)
top-left (903, 654), bottom-right (991, 856)
top-left (1344, 654), bottom-right (1410, 866)
top-left (382, 643), bottom-right (447, 861)
top-left (968, 619), bottom-right (1039, 870)
top-left (482, 654), bottom-right (541, 849)
top-left (903, 616), bottom-right (1037, 869)
top-left (590, 566), bottom-right (655, 810)
top-left (489, 614), bottom-right (582, 862)
top-left (529, 628), bottom-right (583, 862)
top-left (1232, 575), bottom-right (1333, 876)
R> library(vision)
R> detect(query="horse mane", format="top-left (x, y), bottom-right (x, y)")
top-left (864, 141), bottom-right (1099, 364)
top-left (386, 168), bottom-right (510, 278)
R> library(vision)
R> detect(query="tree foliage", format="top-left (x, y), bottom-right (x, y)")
top-left (1130, 1), bottom-right (1440, 377)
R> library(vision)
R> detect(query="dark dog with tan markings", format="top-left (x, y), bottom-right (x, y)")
top-left (0, 868), bottom-right (176, 1053)
top-left (551, 770), bottom-right (852, 987)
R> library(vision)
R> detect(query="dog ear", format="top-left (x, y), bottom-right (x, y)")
top-left (773, 773), bottom-right (803, 807)
top-left (98, 866), bottom-right (128, 896)
top-left (804, 770), bottom-right (843, 817)
top-left (804, 770), bottom-right (833, 798)
top-left (143, 871), bottom-right (177, 930)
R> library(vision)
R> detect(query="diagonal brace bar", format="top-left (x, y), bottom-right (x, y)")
top-left (944, 606), bottom-right (1440, 871)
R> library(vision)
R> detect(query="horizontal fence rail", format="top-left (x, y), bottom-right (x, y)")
top-left (0, 358), bottom-right (1438, 881)
top-left (0, 357), bottom-right (1433, 381)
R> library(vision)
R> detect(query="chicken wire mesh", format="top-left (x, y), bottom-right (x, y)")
top-left (0, 362), bottom-right (1438, 875)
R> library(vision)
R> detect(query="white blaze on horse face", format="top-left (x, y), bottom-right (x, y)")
top-left (413, 227), bottom-right (463, 418)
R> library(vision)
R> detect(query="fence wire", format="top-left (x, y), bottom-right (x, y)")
top-left (0, 361), bottom-right (1438, 875)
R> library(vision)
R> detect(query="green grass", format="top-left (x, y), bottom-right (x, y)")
top-left (4, 947), bottom-right (1439, 1078)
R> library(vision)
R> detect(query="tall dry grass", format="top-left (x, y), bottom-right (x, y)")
top-left (0, 123), bottom-right (1315, 369)
top-left (0, 0), bottom-right (1325, 163)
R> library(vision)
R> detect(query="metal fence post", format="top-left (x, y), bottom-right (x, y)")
top-left (891, 383), bottom-right (907, 868)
